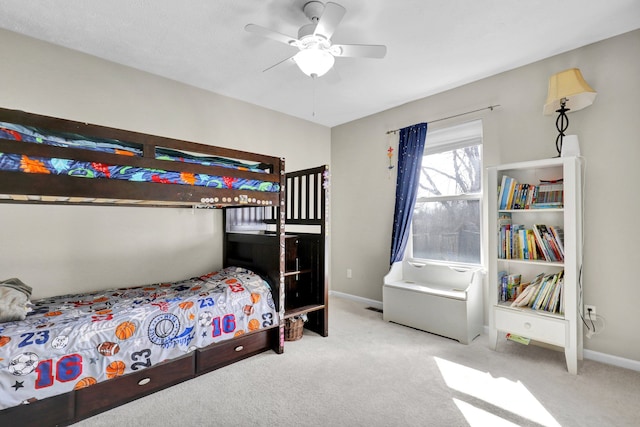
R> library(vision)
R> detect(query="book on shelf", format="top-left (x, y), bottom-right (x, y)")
top-left (547, 278), bottom-right (564, 313)
top-left (525, 184), bottom-right (538, 209)
top-left (531, 271), bottom-right (564, 313)
top-left (528, 224), bottom-right (564, 262)
top-left (511, 283), bottom-right (537, 307)
top-left (498, 271), bottom-right (508, 301)
top-left (511, 280), bottom-right (540, 307)
top-left (507, 274), bottom-right (521, 300)
top-left (559, 277), bottom-right (565, 314)
top-left (497, 220), bottom-right (563, 262)
top-left (497, 213), bottom-right (512, 259)
top-left (511, 273), bottom-right (544, 307)
top-left (506, 270), bottom-right (564, 314)
top-left (530, 275), bottom-right (548, 310)
top-left (498, 212), bottom-right (512, 227)
top-left (498, 271), bottom-right (526, 302)
top-left (498, 175), bottom-right (509, 210)
top-left (498, 176), bottom-right (564, 210)
top-left (531, 225), bottom-right (550, 261)
top-left (536, 274), bottom-right (558, 310)
top-left (544, 271), bottom-right (564, 313)
top-left (531, 178), bottom-right (563, 208)
top-left (498, 175), bottom-right (518, 210)
top-left (530, 202), bottom-right (563, 209)
top-left (526, 229), bottom-right (538, 260)
top-left (549, 225), bottom-right (565, 258)
top-left (497, 175), bottom-right (543, 210)
top-left (513, 183), bottom-right (531, 210)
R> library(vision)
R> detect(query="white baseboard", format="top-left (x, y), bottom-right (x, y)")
top-left (331, 291), bottom-right (639, 372)
top-left (583, 349), bottom-right (640, 372)
top-left (329, 290), bottom-right (383, 310)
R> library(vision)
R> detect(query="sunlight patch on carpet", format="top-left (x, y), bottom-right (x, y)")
top-left (435, 357), bottom-right (561, 427)
top-left (453, 398), bottom-right (521, 427)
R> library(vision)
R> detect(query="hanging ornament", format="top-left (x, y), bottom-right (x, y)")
top-left (322, 169), bottom-right (330, 190)
top-left (387, 145), bottom-right (395, 178)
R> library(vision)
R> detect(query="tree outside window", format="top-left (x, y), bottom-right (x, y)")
top-left (411, 122), bottom-right (482, 265)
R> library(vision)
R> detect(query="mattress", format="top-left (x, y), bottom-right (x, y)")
top-left (0, 122), bottom-right (280, 193)
top-left (0, 267), bottom-right (277, 410)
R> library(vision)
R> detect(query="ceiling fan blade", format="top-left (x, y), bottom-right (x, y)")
top-left (332, 44), bottom-right (387, 59)
top-left (262, 55), bottom-right (296, 73)
top-left (245, 24), bottom-right (298, 46)
top-left (313, 2), bottom-right (346, 39)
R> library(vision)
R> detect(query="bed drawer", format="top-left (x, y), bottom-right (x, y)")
top-left (0, 391), bottom-right (74, 427)
top-left (494, 307), bottom-right (567, 347)
top-left (75, 353), bottom-right (195, 420)
top-left (196, 329), bottom-right (272, 374)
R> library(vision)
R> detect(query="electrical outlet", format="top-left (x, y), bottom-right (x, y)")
top-left (347, 268), bottom-right (352, 279)
top-left (585, 305), bottom-right (596, 318)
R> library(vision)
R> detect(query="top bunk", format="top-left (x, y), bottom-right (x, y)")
top-left (0, 107), bottom-right (284, 208)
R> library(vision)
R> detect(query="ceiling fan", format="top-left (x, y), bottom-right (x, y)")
top-left (245, 1), bottom-right (387, 78)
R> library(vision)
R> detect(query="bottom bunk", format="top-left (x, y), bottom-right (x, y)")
top-left (0, 267), bottom-right (281, 426)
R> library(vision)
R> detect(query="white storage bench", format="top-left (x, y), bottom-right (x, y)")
top-left (383, 261), bottom-right (483, 344)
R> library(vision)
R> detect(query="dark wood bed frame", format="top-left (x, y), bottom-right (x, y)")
top-left (0, 107), bottom-right (283, 208)
top-left (0, 108), bottom-right (287, 426)
top-left (224, 165), bottom-right (330, 338)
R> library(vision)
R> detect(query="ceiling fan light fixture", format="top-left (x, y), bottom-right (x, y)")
top-left (293, 48), bottom-right (335, 77)
top-left (245, 1), bottom-right (386, 77)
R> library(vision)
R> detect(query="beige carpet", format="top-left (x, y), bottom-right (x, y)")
top-left (77, 295), bottom-right (640, 427)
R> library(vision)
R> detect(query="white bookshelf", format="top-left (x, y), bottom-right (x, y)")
top-left (487, 157), bottom-right (583, 374)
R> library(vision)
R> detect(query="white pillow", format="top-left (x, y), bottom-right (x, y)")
top-left (0, 286), bottom-right (30, 322)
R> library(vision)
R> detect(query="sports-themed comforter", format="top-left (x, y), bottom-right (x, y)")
top-left (0, 122), bottom-right (280, 193)
top-left (0, 267), bottom-right (278, 411)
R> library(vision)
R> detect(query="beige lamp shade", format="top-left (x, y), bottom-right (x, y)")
top-left (543, 68), bottom-right (597, 115)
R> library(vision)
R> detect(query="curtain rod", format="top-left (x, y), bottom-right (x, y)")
top-left (386, 104), bottom-right (501, 135)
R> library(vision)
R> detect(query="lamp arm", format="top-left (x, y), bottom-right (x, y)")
top-left (554, 98), bottom-right (570, 156)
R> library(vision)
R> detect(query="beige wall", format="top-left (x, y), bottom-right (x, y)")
top-left (0, 29), bottom-right (330, 299)
top-left (331, 30), bottom-right (640, 362)
top-left (1, 26), bottom-right (638, 363)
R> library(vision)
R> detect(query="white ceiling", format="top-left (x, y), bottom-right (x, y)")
top-left (1, 1), bottom-right (639, 127)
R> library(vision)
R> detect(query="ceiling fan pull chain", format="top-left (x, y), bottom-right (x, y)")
top-left (312, 76), bottom-right (317, 117)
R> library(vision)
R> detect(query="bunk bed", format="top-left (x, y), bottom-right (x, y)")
top-left (0, 107), bottom-right (287, 426)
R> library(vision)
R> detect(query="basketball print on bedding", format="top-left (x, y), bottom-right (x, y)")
top-left (115, 321), bottom-right (136, 340)
top-left (0, 336), bottom-right (11, 348)
top-left (105, 360), bottom-right (126, 379)
top-left (74, 377), bottom-right (97, 390)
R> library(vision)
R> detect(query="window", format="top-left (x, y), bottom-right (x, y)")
top-left (410, 120), bottom-right (483, 265)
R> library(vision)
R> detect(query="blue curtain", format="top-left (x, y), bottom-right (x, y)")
top-left (390, 123), bottom-right (428, 264)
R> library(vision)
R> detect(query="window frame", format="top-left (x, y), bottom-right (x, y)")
top-left (407, 121), bottom-right (484, 268)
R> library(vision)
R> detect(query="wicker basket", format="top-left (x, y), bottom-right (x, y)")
top-left (284, 317), bottom-right (304, 341)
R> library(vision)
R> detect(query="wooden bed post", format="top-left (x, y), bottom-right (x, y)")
top-left (320, 164), bottom-right (330, 337)
top-left (276, 157), bottom-right (286, 354)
